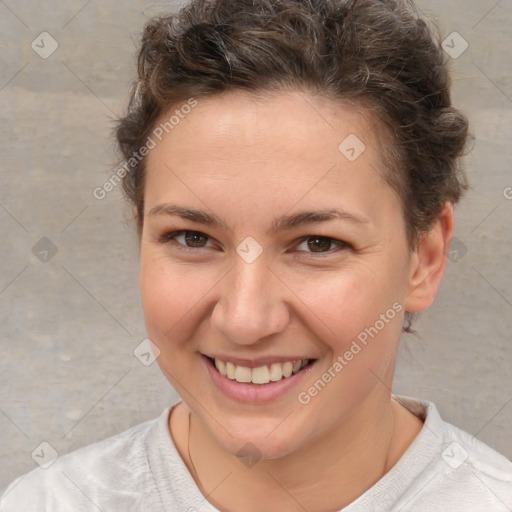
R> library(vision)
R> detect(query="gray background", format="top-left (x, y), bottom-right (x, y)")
top-left (0, 0), bottom-right (511, 491)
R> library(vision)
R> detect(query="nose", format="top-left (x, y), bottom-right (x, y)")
top-left (210, 256), bottom-right (290, 346)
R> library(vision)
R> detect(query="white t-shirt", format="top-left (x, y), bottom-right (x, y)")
top-left (1, 395), bottom-right (511, 511)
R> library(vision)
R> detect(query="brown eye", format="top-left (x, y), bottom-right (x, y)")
top-left (296, 236), bottom-right (349, 256)
top-left (183, 231), bottom-right (208, 247)
top-left (306, 237), bottom-right (333, 252)
top-left (159, 230), bottom-right (212, 249)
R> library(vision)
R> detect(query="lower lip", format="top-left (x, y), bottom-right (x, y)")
top-left (202, 355), bottom-right (317, 404)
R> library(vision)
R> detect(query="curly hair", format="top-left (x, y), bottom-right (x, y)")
top-left (115, 0), bottom-right (470, 329)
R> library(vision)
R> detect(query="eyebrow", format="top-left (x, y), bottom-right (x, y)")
top-left (148, 203), bottom-right (369, 234)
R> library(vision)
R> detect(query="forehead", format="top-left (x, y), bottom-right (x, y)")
top-left (150, 90), bottom-right (379, 159)
top-left (143, 90), bottom-right (397, 225)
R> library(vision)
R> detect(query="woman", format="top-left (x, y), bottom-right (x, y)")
top-left (2, 0), bottom-right (511, 510)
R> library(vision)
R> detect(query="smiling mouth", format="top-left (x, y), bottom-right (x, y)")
top-left (206, 356), bottom-right (316, 385)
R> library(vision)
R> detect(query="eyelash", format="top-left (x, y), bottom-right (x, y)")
top-left (157, 230), bottom-right (350, 257)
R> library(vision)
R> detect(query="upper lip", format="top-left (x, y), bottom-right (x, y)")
top-left (203, 353), bottom-right (316, 368)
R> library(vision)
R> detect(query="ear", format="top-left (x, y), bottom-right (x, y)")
top-left (404, 202), bottom-right (455, 313)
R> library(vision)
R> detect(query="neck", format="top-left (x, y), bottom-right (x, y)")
top-left (178, 389), bottom-right (422, 512)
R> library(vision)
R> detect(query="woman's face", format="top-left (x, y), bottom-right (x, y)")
top-left (139, 90), bottom-right (418, 458)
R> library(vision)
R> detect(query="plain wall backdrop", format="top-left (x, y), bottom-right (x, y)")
top-left (0, 0), bottom-right (511, 491)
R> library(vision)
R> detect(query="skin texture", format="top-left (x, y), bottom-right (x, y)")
top-left (138, 90), bottom-right (454, 511)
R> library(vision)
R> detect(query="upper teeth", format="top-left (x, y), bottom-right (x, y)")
top-left (214, 358), bottom-right (309, 384)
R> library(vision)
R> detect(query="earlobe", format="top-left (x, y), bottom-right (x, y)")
top-left (404, 202), bottom-right (455, 313)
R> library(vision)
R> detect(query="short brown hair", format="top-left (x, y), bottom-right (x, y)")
top-left (115, 0), bottom-right (470, 327)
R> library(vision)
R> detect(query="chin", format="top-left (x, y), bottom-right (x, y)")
top-left (227, 439), bottom-right (294, 462)
top-left (210, 422), bottom-right (304, 462)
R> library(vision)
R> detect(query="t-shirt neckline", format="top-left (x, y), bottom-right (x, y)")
top-left (146, 395), bottom-right (445, 511)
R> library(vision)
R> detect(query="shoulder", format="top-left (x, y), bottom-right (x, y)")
top-left (436, 419), bottom-right (512, 505)
top-left (395, 396), bottom-right (512, 511)
top-left (0, 410), bottom-right (168, 512)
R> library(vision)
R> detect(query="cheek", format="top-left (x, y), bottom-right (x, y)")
top-left (139, 250), bottom-right (206, 347)
top-left (290, 263), bottom-right (403, 345)
top-left (296, 270), bottom-right (404, 409)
